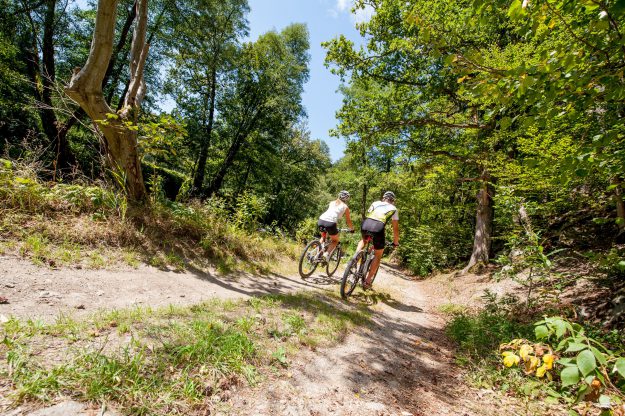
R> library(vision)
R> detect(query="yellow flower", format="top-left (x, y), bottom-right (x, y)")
top-left (542, 354), bottom-right (555, 370)
top-left (503, 353), bottom-right (521, 368)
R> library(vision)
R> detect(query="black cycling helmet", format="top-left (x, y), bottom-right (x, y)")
top-left (383, 191), bottom-right (396, 202)
top-left (338, 190), bottom-right (351, 202)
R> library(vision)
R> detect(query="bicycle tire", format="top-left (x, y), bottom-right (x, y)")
top-left (298, 240), bottom-right (321, 278)
top-left (326, 245), bottom-right (342, 277)
top-left (340, 250), bottom-right (365, 299)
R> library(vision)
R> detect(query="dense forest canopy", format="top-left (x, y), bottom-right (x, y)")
top-left (1, 0), bottom-right (624, 275)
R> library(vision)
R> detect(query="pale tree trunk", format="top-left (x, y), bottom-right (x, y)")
top-left (65, 0), bottom-right (149, 202)
top-left (462, 175), bottom-right (494, 274)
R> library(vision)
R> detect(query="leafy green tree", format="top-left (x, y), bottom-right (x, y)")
top-left (206, 23), bottom-right (310, 197)
top-left (163, 0), bottom-right (249, 196)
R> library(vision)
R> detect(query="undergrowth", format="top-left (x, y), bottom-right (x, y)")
top-left (445, 291), bottom-right (625, 415)
top-left (0, 291), bottom-right (371, 415)
top-left (0, 158), bottom-right (297, 272)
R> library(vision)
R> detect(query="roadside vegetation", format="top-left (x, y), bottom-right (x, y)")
top-left (0, 291), bottom-right (371, 415)
top-left (0, 158), bottom-right (297, 273)
top-left (1, 0), bottom-right (625, 414)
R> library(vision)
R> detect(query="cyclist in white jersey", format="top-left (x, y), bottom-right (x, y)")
top-left (358, 191), bottom-right (399, 288)
top-left (318, 191), bottom-right (355, 260)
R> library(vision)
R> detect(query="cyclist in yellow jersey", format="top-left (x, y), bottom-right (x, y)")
top-left (357, 191), bottom-right (399, 288)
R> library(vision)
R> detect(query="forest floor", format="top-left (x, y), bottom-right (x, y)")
top-left (0, 255), bottom-right (567, 415)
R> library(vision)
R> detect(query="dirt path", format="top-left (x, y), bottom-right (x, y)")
top-left (227, 266), bottom-right (530, 416)
top-left (0, 256), bottom-right (323, 321)
top-left (0, 255), bottom-right (538, 415)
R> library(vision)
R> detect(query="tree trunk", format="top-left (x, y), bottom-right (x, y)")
top-left (65, 0), bottom-right (149, 202)
top-left (462, 177), bottom-right (494, 274)
top-left (613, 176), bottom-right (625, 233)
top-left (206, 134), bottom-right (245, 197)
top-left (38, 0), bottom-right (76, 174)
top-left (361, 145), bottom-right (368, 220)
top-left (192, 65), bottom-right (217, 196)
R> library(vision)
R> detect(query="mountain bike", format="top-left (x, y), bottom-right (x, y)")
top-left (298, 228), bottom-right (352, 279)
top-left (340, 233), bottom-right (394, 299)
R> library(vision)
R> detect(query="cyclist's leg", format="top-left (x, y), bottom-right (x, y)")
top-left (364, 229), bottom-right (385, 286)
top-left (325, 222), bottom-right (340, 254)
top-left (365, 248), bottom-right (384, 285)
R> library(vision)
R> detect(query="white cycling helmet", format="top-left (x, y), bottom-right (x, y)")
top-left (338, 190), bottom-right (351, 202)
top-left (383, 191), bottom-right (396, 202)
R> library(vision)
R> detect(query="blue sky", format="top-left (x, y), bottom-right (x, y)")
top-left (246, 0), bottom-right (371, 160)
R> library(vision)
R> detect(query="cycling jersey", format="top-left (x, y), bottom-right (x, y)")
top-left (319, 200), bottom-right (348, 223)
top-left (365, 200), bottom-right (399, 224)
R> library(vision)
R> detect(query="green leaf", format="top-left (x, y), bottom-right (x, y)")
top-left (507, 0), bottom-right (524, 19)
top-left (576, 350), bottom-right (597, 376)
top-left (535, 324), bottom-right (549, 340)
top-left (553, 319), bottom-right (567, 338)
top-left (565, 342), bottom-right (587, 353)
top-left (561, 366), bottom-right (581, 387)
top-left (589, 346), bottom-right (607, 367)
top-left (614, 357), bottom-right (625, 378)
top-left (557, 357), bottom-right (577, 366)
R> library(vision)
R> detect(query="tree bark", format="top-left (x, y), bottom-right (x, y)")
top-left (613, 176), bottom-right (625, 233)
top-left (206, 134), bottom-right (245, 197)
top-left (462, 175), bottom-right (494, 274)
top-left (36, 0), bottom-right (76, 174)
top-left (192, 65), bottom-right (217, 195)
top-left (65, 0), bottom-right (148, 202)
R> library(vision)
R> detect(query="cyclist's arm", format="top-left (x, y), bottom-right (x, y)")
top-left (345, 207), bottom-right (354, 231)
top-left (392, 219), bottom-right (399, 245)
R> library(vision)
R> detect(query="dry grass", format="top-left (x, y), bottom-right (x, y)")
top-left (0, 158), bottom-right (298, 272)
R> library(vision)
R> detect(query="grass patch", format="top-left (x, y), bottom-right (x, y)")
top-left (0, 291), bottom-right (371, 415)
top-left (444, 291), bottom-right (538, 395)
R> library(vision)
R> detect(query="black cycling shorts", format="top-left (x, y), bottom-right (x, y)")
top-left (318, 219), bottom-right (339, 236)
top-left (361, 218), bottom-right (385, 250)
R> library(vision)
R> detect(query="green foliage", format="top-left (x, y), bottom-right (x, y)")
top-left (447, 291), bottom-right (534, 360)
top-left (234, 192), bottom-right (269, 231)
top-left (502, 317), bottom-right (625, 407)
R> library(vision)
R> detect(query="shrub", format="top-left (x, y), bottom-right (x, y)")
top-left (500, 317), bottom-right (625, 408)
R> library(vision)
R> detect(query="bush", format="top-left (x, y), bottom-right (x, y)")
top-left (500, 317), bottom-right (625, 408)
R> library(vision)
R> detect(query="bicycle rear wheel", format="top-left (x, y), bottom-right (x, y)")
top-left (340, 251), bottom-right (365, 299)
top-left (326, 245), bottom-right (342, 277)
top-left (298, 240), bottom-right (321, 278)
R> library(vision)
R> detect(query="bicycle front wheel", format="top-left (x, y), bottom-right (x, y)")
top-left (326, 246), bottom-right (342, 277)
top-left (298, 240), bottom-right (321, 278)
top-left (340, 251), bottom-right (365, 299)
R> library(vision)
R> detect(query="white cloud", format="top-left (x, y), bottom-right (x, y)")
top-left (330, 0), bottom-right (374, 24)
top-left (336, 0), bottom-right (350, 12)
